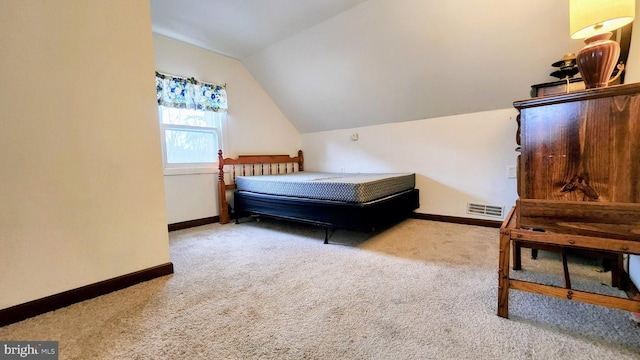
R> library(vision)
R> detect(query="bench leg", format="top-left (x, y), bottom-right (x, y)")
top-left (611, 254), bottom-right (626, 289)
top-left (561, 248), bottom-right (571, 289)
top-left (513, 241), bottom-right (522, 270)
top-left (498, 228), bottom-right (511, 318)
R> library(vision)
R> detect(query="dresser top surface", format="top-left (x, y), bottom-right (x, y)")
top-left (514, 82), bottom-right (640, 110)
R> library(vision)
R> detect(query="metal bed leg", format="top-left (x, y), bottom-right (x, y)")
top-left (324, 227), bottom-right (329, 244)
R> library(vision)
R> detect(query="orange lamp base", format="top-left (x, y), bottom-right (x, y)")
top-left (576, 32), bottom-right (620, 89)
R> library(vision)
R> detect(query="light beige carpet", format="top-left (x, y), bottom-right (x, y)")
top-left (1, 218), bottom-right (639, 359)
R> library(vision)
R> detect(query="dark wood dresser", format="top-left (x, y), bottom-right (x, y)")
top-left (498, 83), bottom-right (640, 318)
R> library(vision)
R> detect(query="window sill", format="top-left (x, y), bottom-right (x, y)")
top-left (163, 166), bottom-right (217, 176)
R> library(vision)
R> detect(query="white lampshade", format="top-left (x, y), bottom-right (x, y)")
top-left (570, 0), bottom-right (635, 39)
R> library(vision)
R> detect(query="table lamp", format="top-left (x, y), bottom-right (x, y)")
top-left (570, 0), bottom-right (635, 88)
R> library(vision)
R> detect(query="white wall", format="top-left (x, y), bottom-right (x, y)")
top-left (623, 0), bottom-right (640, 290)
top-left (625, 0), bottom-right (640, 83)
top-left (153, 35), bottom-right (301, 224)
top-left (301, 108), bottom-right (519, 220)
top-left (243, 0), bottom-right (579, 134)
top-left (0, 1), bottom-right (170, 309)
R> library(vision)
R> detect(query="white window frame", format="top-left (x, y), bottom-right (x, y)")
top-left (158, 106), bottom-right (226, 176)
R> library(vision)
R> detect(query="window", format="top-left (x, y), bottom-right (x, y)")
top-left (158, 107), bottom-right (225, 169)
top-left (155, 71), bottom-right (228, 174)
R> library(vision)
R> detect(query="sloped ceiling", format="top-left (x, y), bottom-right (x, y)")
top-left (151, 0), bottom-right (587, 133)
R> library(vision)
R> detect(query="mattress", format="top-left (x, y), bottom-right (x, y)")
top-left (235, 172), bottom-right (415, 203)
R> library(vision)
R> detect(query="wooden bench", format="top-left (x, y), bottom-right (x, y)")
top-left (498, 206), bottom-right (640, 319)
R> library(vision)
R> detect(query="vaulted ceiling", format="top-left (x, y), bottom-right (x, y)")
top-left (151, 0), bottom-right (588, 133)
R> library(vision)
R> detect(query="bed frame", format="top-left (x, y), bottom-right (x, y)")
top-left (217, 149), bottom-right (304, 224)
top-left (217, 150), bottom-right (419, 243)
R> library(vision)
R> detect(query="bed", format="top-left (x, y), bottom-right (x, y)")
top-left (217, 150), bottom-right (419, 243)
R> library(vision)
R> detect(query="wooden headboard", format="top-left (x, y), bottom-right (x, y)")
top-left (217, 150), bottom-right (304, 224)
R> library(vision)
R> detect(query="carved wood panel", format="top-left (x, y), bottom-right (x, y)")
top-left (518, 89), bottom-right (640, 204)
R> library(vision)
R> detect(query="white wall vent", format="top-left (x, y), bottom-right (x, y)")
top-left (466, 203), bottom-right (504, 218)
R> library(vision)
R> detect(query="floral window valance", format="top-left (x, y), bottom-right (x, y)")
top-left (155, 71), bottom-right (227, 113)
